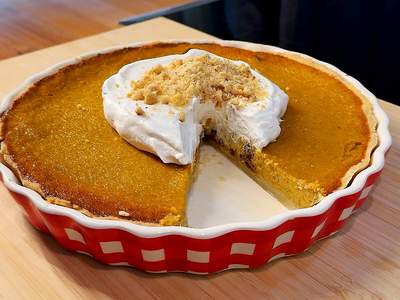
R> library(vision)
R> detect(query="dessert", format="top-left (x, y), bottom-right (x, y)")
top-left (102, 49), bottom-right (288, 165)
top-left (0, 42), bottom-right (377, 226)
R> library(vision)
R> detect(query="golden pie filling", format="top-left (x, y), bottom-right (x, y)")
top-left (0, 43), bottom-right (377, 225)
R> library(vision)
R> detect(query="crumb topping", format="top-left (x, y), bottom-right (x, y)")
top-left (135, 105), bottom-right (145, 116)
top-left (118, 210), bottom-right (130, 217)
top-left (159, 207), bottom-right (181, 226)
top-left (128, 54), bottom-right (267, 108)
top-left (178, 110), bottom-right (185, 122)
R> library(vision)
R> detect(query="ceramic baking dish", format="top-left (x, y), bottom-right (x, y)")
top-left (0, 40), bottom-right (391, 274)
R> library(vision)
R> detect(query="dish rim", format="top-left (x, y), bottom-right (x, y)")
top-left (0, 39), bottom-right (392, 238)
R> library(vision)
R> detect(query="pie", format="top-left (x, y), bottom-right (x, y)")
top-left (0, 42), bottom-right (378, 226)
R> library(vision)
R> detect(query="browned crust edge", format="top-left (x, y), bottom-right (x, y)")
top-left (282, 52), bottom-right (378, 193)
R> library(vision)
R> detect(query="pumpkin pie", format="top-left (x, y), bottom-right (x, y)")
top-left (0, 42), bottom-right (377, 226)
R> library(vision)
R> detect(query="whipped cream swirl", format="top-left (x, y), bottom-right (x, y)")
top-left (102, 49), bottom-right (288, 165)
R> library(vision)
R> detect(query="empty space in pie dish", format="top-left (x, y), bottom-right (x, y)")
top-left (187, 145), bottom-right (287, 228)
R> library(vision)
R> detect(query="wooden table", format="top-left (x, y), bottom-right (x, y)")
top-left (0, 0), bottom-right (191, 60)
top-left (0, 17), bottom-right (399, 299)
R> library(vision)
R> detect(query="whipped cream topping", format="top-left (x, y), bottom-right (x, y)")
top-left (102, 49), bottom-right (288, 165)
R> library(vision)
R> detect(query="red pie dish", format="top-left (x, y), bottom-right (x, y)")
top-left (0, 40), bottom-right (391, 274)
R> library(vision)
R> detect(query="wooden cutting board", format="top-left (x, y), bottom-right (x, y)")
top-left (0, 17), bottom-right (399, 299)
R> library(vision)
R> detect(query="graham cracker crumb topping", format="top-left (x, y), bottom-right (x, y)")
top-left (118, 210), bottom-right (130, 217)
top-left (159, 206), bottom-right (181, 226)
top-left (135, 106), bottom-right (145, 116)
top-left (178, 111), bottom-right (185, 122)
top-left (129, 54), bottom-right (267, 108)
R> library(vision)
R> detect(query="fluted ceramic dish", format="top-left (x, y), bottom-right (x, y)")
top-left (0, 40), bottom-right (391, 274)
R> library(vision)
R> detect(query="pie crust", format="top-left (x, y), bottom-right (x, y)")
top-left (0, 41), bottom-right (378, 225)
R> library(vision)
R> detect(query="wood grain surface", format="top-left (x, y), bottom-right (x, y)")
top-left (0, 0), bottom-right (191, 60)
top-left (0, 17), bottom-right (399, 300)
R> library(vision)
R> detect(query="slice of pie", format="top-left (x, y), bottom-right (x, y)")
top-left (0, 42), bottom-right (377, 226)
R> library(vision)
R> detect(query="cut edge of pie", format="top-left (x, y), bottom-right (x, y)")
top-left (0, 40), bottom-right (378, 226)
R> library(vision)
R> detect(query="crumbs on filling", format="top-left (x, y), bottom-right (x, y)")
top-left (128, 54), bottom-right (267, 109)
top-left (135, 105), bottom-right (145, 116)
top-left (159, 206), bottom-right (182, 226)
